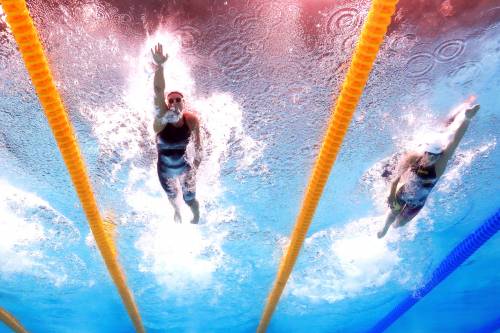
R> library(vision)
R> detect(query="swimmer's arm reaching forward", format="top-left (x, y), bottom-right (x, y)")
top-left (151, 42), bottom-right (169, 133)
top-left (436, 103), bottom-right (480, 175)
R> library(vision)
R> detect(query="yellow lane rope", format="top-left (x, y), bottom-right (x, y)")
top-left (256, 1), bottom-right (399, 332)
top-left (1, 1), bottom-right (145, 332)
top-left (0, 307), bottom-right (28, 333)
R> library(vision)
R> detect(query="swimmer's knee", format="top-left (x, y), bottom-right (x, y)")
top-left (165, 186), bottom-right (177, 199)
top-left (185, 199), bottom-right (197, 207)
top-left (183, 193), bottom-right (196, 205)
top-left (395, 216), bottom-right (410, 228)
top-left (400, 218), bottom-right (412, 227)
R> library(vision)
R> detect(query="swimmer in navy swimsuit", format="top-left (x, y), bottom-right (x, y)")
top-left (152, 43), bottom-right (202, 224)
top-left (377, 98), bottom-right (481, 238)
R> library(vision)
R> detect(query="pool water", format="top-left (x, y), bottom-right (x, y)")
top-left (0, 0), bottom-right (499, 332)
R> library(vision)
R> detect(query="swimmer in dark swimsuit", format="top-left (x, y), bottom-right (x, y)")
top-left (377, 98), bottom-right (480, 238)
top-left (152, 43), bottom-right (202, 224)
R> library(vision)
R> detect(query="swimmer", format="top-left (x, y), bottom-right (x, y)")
top-left (377, 97), bottom-right (480, 238)
top-left (151, 42), bottom-right (202, 224)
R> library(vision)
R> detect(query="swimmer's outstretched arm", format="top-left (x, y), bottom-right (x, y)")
top-left (439, 103), bottom-right (480, 172)
top-left (445, 96), bottom-right (477, 125)
top-left (152, 43), bottom-right (169, 133)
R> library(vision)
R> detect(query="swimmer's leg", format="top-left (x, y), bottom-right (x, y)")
top-left (159, 169), bottom-right (182, 223)
top-left (378, 209), bottom-right (398, 239)
top-left (394, 205), bottom-right (422, 228)
top-left (393, 215), bottom-right (409, 228)
top-left (181, 166), bottom-right (199, 224)
top-left (186, 199), bottom-right (200, 224)
top-left (169, 196), bottom-right (182, 224)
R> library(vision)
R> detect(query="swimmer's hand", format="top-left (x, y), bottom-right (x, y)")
top-left (387, 194), bottom-right (396, 209)
top-left (465, 104), bottom-right (480, 119)
top-left (151, 42), bottom-right (168, 66)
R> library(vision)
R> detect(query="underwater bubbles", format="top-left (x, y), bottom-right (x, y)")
top-left (0, 180), bottom-right (80, 285)
top-left (341, 35), bottom-right (358, 55)
top-left (480, 6), bottom-right (500, 32)
top-left (407, 78), bottom-right (433, 97)
top-left (231, 14), bottom-right (268, 42)
top-left (0, 54), bottom-right (7, 71)
top-left (388, 34), bottom-right (417, 53)
top-left (210, 35), bottom-right (253, 79)
top-left (75, 2), bottom-right (111, 28)
top-left (289, 217), bottom-right (402, 303)
top-left (256, 2), bottom-right (284, 26)
top-left (176, 25), bottom-right (202, 53)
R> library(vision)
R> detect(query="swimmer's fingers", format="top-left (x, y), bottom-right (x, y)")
top-left (465, 104), bottom-right (480, 119)
top-left (466, 95), bottom-right (477, 104)
top-left (151, 44), bottom-right (168, 65)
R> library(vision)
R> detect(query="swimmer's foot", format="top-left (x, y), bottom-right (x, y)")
top-left (189, 200), bottom-right (200, 224)
top-left (174, 210), bottom-right (182, 224)
top-left (377, 228), bottom-right (388, 239)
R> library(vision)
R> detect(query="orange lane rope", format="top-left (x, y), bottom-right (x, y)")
top-left (1, 1), bottom-right (145, 332)
top-left (0, 307), bottom-right (28, 333)
top-left (256, 1), bottom-right (399, 332)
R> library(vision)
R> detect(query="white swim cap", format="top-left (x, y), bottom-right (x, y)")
top-left (422, 137), bottom-right (445, 154)
top-left (425, 142), bottom-right (444, 154)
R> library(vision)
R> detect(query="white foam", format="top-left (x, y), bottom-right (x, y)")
top-left (438, 139), bottom-right (496, 193)
top-left (288, 216), bottom-right (402, 303)
top-left (0, 5), bottom-right (7, 27)
top-left (0, 179), bottom-right (78, 286)
top-left (135, 219), bottom-right (228, 292)
top-left (123, 161), bottom-right (235, 293)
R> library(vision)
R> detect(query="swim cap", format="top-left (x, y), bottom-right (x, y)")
top-left (422, 138), bottom-right (445, 154)
top-left (166, 91), bottom-right (184, 98)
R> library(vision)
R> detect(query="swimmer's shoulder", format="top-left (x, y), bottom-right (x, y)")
top-left (400, 151), bottom-right (420, 168)
top-left (183, 111), bottom-right (200, 130)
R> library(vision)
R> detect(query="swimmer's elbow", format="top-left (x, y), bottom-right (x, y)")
top-left (153, 121), bottom-right (163, 134)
